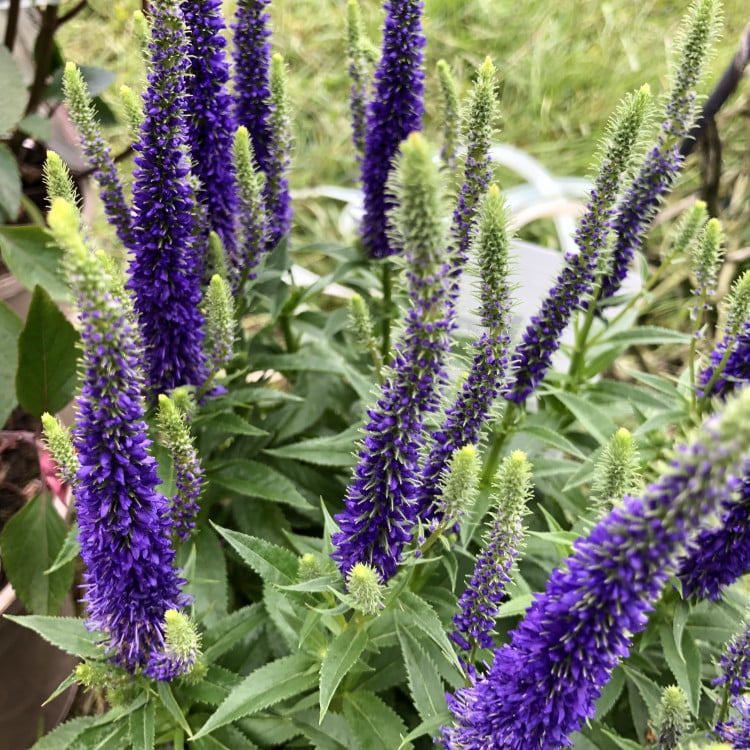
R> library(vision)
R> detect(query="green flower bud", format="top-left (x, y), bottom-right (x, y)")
top-left (653, 685), bottom-right (691, 750)
top-left (119, 84), bottom-right (145, 138)
top-left (208, 231), bottom-right (229, 281)
top-left (298, 553), bottom-right (324, 582)
top-left (43, 151), bottom-right (78, 209)
top-left (671, 200), bottom-right (708, 258)
top-left (205, 274), bottom-right (235, 372)
top-left (439, 445), bottom-right (481, 524)
top-left (346, 562), bottom-right (385, 615)
top-left (726, 270), bottom-right (750, 337)
top-left (41, 412), bottom-right (79, 486)
top-left (350, 293), bottom-right (374, 341)
top-left (692, 217), bottom-right (724, 299)
top-left (591, 428), bottom-right (641, 511)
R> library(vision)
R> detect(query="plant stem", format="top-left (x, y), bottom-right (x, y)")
top-left (568, 287), bottom-right (601, 386)
top-left (3, 0), bottom-right (21, 52)
top-left (480, 405), bottom-right (517, 487)
top-left (380, 261), bottom-right (392, 361)
top-left (57, 1), bottom-right (90, 28)
top-left (173, 728), bottom-right (185, 750)
top-left (24, 4), bottom-right (59, 117)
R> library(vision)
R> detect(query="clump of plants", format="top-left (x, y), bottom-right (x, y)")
top-left (2, 0), bottom-right (750, 748)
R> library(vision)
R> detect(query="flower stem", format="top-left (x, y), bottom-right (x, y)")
top-left (380, 261), bottom-right (392, 360)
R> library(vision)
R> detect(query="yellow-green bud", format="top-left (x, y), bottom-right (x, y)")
top-left (119, 85), bottom-right (144, 138)
top-left (726, 270), bottom-right (750, 337)
top-left (349, 294), bottom-right (374, 341)
top-left (346, 562), bottom-right (385, 615)
top-left (439, 445), bottom-right (481, 524)
top-left (43, 151), bottom-right (78, 209)
top-left (41, 412), bottom-right (79, 486)
top-left (692, 217), bottom-right (724, 298)
top-left (436, 59), bottom-right (460, 169)
top-left (205, 274), bottom-right (234, 372)
top-left (653, 685), bottom-right (691, 750)
top-left (591, 428), bottom-right (641, 512)
top-left (298, 553), bottom-right (323, 582)
top-left (671, 201), bottom-right (708, 257)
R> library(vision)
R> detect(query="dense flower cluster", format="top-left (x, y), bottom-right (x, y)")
top-left (715, 698), bottom-right (750, 749)
top-left (360, 0), bottom-right (426, 259)
top-left (128, 0), bottom-right (208, 397)
top-left (332, 133), bottom-right (453, 581)
top-left (442, 387), bottom-right (750, 749)
top-left (716, 617), bottom-right (750, 698)
top-left (48, 199), bottom-right (187, 675)
top-left (180, 0), bottom-right (239, 260)
top-left (699, 320), bottom-right (750, 399)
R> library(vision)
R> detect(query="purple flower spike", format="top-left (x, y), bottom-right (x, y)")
top-left (359, 0), bottom-right (426, 259)
top-left (47, 199), bottom-right (188, 676)
top-left (716, 617), bottom-right (750, 699)
top-left (699, 320), bottom-right (750, 400)
top-left (128, 0), bottom-right (208, 397)
top-left (180, 0), bottom-right (240, 261)
top-left (442, 387), bottom-right (750, 750)
top-left (333, 134), bottom-right (453, 582)
top-left (715, 697), bottom-right (750, 749)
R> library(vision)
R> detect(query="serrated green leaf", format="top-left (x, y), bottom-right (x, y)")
top-left (183, 664), bottom-right (241, 707)
top-left (3, 614), bottom-right (103, 658)
top-left (157, 681), bottom-right (192, 737)
top-left (599, 727), bottom-right (644, 750)
top-left (496, 593), bottom-right (534, 619)
top-left (623, 665), bottom-right (661, 717)
top-left (203, 604), bottom-right (265, 662)
top-left (398, 712), bottom-right (453, 748)
top-left (292, 709), bottom-right (355, 750)
top-left (128, 701), bottom-right (155, 750)
top-left (192, 726), bottom-right (260, 750)
top-left (343, 690), bottom-right (412, 750)
top-left (178, 527), bottom-right (228, 627)
top-left (252, 351), bottom-right (346, 375)
top-left (263, 426), bottom-right (359, 467)
top-left (397, 624), bottom-right (447, 722)
top-left (0, 226), bottom-right (69, 301)
top-left (0, 46), bottom-right (27, 132)
top-left (632, 409), bottom-right (686, 439)
top-left (195, 411), bottom-right (268, 436)
top-left (278, 575), bottom-right (340, 593)
top-left (395, 591), bottom-right (460, 669)
top-left (599, 326), bottom-right (692, 347)
top-left (209, 459), bottom-right (313, 509)
top-left (660, 624), bottom-right (700, 715)
top-left (521, 424), bottom-right (587, 459)
top-left (45, 520), bottom-right (80, 574)
top-left (594, 666), bottom-right (625, 720)
top-left (212, 524), bottom-right (298, 585)
top-left (319, 626), bottom-right (369, 722)
top-left (0, 494), bottom-right (73, 614)
top-left (194, 653), bottom-right (318, 739)
top-left (553, 392), bottom-right (618, 445)
top-left (30, 715), bottom-right (100, 750)
top-left (73, 721), bottom-right (129, 750)
top-left (673, 599), bottom-right (690, 661)
top-left (16, 285), bottom-right (79, 416)
top-left (0, 143), bottom-right (22, 222)
top-left (0, 300), bottom-right (21, 426)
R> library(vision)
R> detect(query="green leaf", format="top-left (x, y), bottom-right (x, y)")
top-left (623, 665), bottom-right (661, 717)
top-left (292, 709), bottom-right (355, 750)
top-left (193, 653), bottom-right (318, 739)
top-left (521, 423), bottom-right (587, 459)
top-left (128, 701), bottom-right (155, 750)
top-left (0, 493), bottom-right (73, 614)
top-left (398, 713), bottom-right (453, 748)
top-left (0, 46), bottom-right (27, 132)
top-left (496, 593), bottom-right (534, 619)
top-left (0, 143), bottom-right (22, 222)
top-left (30, 716), bottom-right (100, 750)
top-left (16, 285), bottom-right (79, 416)
top-left (0, 300), bottom-right (22, 426)
top-left (343, 690), bottom-right (412, 750)
top-left (553, 391), bottom-right (618, 445)
top-left (395, 591), bottom-right (461, 669)
top-left (263, 425), bottom-right (359, 467)
top-left (212, 524), bottom-right (298, 585)
top-left (202, 604), bottom-right (265, 662)
top-left (182, 664), bottom-right (241, 708)
top-left (157, 681), bottom-right (192, 737)
top-left (594, 666), bottom-right (625, 719)
top-left (17, 113), bottom-right (53, 143)
top-left (598, 326), bottom-right (692, 347)
top-left (45, 520), bottom-right (80, 574)
top-left (31, 716), bottom-right (129, 750)
top-left (672, 599), bottom-right (690, 661)
top-left (659, 624), bottom-right (701, 715)
top-left (178, 526), bottom-right (228, 627)
top-left (397, 624), bottom-right (447, 722)
top-left (209, 459), bottom-right (313, 509)
top-left (3, 614), bottom-right (102, 658)
top-left (195, 411), bottom-right (268, 437)
top-left (193, 726), bottom-right (260, 750)
top-left (319, 625), bottom-right (369, 722)
top-left (0, 226), bottom-right (69, 302)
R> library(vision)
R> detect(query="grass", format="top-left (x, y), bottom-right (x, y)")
top-left (56, 0), bottom-right (750, 251)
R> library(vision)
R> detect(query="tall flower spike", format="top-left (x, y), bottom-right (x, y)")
top-left (415, 184), bottom-right (513, 528)
top-left (264, 53), bottom-right (293, 250)
top-left (599, 0), bottom-right (720, 302)
top-left (442, 386), bottom-right (750, 750)
top-left (590, 427), bottom-right (641, 512)
top-left (180, 0), bottom-right (239, 260)
top-left (450, 451), bottom-right (532, 657)
top-left (505, 86), bottom-right (651, 404)
top-left (43, 151), bottom-right (78, 208)
top-left (128, 0), bottom-right (208, 398)
top-left (204, 274), bottom-right (235, 374)
top-left (699, 271), bottom-right (750, 400)
top-left (450, 56), bottom-right (499, 288)
top-left (436, 60), bottom-right (460, 171)
top-left (63, 63), bottom-right (133, 247)
top-left (347, 0), bottom-right (371, 160)
top-left (671, 200), bottom-right (709, 258)
top-left (156, 394), bottom-right (204, 541)
top-left (47, 198), bottom-right (187, 675)
top-left (715, 614), bottom-right (750, 699)
top-left (653, 686), bottom-right (692, 750)
top-left (359, 0), bottom-right (426, 259)
top-left (332, 133), bottom-right (454, 581)
top-left (232, 126), bottom-right (268, 287)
